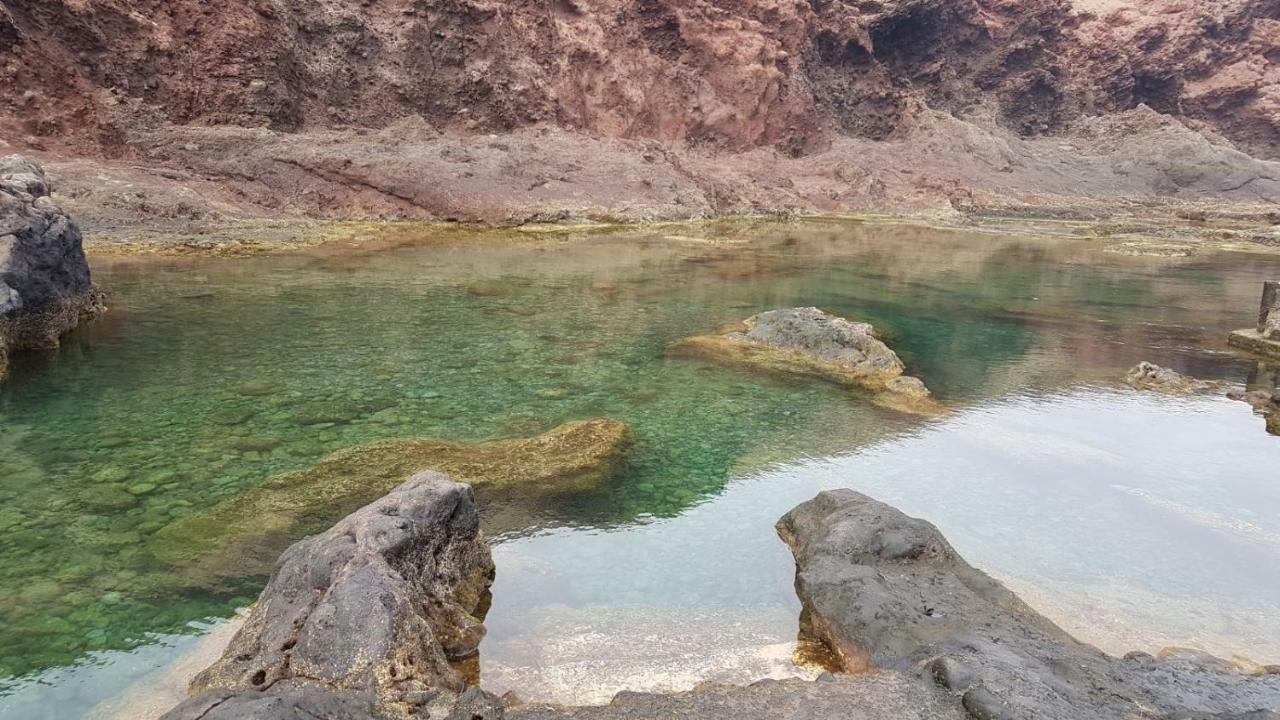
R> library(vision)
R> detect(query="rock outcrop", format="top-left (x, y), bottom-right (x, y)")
top-left (0, 154), bottom-right (101, 380)
top-left (162, 472), bottom-right (495, 720)
top-left (670, 308), bottom-right (941, 416)
top-left (151, 419), bottom-right (633, 586)
top-left (777, 489), bottom-right (1280, 720)
top-left (1124, 361), bottom-right (1224, 394)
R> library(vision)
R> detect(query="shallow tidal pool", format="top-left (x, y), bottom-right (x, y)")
top-left (1, 220), bottom-right (1278, 718)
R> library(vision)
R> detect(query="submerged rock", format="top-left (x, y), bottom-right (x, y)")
top-left (669, 308), bottom-right (942, 416)
top-left (151, 419), bottom-right (633, 585)
top-left (1124, 361), bottom-right (1222, 394)
top-left (163, 473), bottom-right (494, 719)
top-left (0, 155), bottom-right (103, 380)
top-left (777, 489), bottom-right (1280, 720)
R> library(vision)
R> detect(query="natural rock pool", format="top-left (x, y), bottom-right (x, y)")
top-left (1, 220), bottom-right (1278, 719)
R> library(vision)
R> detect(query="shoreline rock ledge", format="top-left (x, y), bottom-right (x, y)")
top-left (0, 155), bottom-right (103, 381)
top-left (777, 489), bottom-right (1280, 720)
top-left (160, 474), bottom-right (1280, 719)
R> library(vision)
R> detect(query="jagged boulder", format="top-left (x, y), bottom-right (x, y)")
top-left (670, 307), bottom-right (942, 416)
top-left (0, 154), bottom-right (102, 380)
top-left (163, 472), bottom-right (496, 720)
top-left (777, 490), bottom-right (1280, 720)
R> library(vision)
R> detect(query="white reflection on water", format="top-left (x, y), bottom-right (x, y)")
top-left (481, 387), bottom-right (1280, 703)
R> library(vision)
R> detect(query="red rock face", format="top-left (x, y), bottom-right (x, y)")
top-left (0, 0), bottom-right (1275, 158)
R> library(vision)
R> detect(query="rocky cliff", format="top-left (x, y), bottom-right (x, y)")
top-left (2, 0), bottom-right (1279, 231)
top-left (3, 0), bottom-right (1277, 155)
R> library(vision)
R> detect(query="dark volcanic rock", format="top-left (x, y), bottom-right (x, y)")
top-left (162, 472), bottom-right (495, 720)
top-left (777, 489), bottom-right (1280, 720)
top-left (0, 154), bottom-right (102, 380)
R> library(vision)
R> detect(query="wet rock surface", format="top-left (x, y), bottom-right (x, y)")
top-left (151, 419), bottom-right (633, 586)
top-left (777, 489), bottom-right (1280, 720)
top-left (161, 472), bottom-right (494, 720)
top-left (670, 307), bottom-right (941, 416)
top-left (1124, 361), bottom-right (1225, 394)
top-left (0, 154), bottom-right (101, 379)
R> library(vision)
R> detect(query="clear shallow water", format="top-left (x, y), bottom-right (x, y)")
top-left (1, 220), bottom-right (1278, 718)
top-left (483, 390), bottom-right (1280, 704)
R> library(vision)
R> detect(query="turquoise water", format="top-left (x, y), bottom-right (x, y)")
top-left (1, 220), bottom-right (1278, 717)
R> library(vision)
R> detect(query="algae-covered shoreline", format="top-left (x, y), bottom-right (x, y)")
top-left (76, 210), bottom-right (1280, 262)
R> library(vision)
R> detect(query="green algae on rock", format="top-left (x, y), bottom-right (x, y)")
top-left (669, 307), bottom-right (943, 417)
top-left (150, 419), bottom-right (633, 585)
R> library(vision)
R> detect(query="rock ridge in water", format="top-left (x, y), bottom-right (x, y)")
top-left (1123, 361), bottom-right (1224, 394)
top-left (0, 154), bottom-right (102, 380)
top-left (777, 489), bottom-right (1280, 720)
top-left (151, 419), bottom-right (634, 587)
top-left (163, 472), bottom-right (495, 720)
top-left (670, 307), bottom-right (942, 416)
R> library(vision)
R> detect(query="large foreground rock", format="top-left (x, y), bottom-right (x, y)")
top-left (152, 419), bottom-right (633, 587)
top-left (777, 489), bottom-right (1280, 720)
top-left (163, 473), bottom-right (494, 720)
top-left (0, 155), bottom-right (102, 379)
top-left (669, 307), bottom-right (942, 416)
